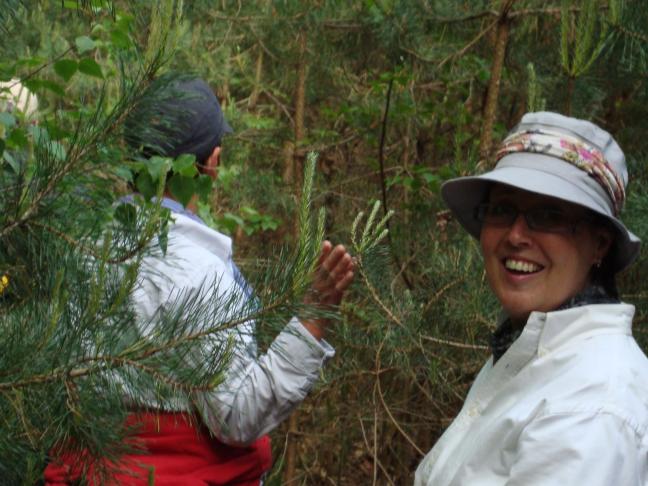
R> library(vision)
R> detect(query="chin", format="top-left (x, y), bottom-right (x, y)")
top-left (500, 298), bottom-right (536, 324)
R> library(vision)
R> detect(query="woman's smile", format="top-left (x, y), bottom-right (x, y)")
top-left (503, 257), bottom-right (543, 274)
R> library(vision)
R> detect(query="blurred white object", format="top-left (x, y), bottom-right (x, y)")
top-left (0, 78), bottom-right (38, 118)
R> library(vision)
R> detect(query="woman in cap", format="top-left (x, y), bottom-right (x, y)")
top-left (415, 112), bottom-right (648, 485)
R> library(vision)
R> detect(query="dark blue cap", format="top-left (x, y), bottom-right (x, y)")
top-left (126, 76), bottom-right (233, 164)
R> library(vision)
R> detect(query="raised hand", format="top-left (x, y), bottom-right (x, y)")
top-left (301, 241), bottom-right (355, 340)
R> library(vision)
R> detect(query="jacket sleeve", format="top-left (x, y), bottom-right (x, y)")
top-left (134, 227), bottom-right (335, 446)
top-left (192, 317), bottom-right (334, 446)
top-left (505, 411), bottom-right (645, 486)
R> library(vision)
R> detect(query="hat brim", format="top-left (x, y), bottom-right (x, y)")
top-left (222, 118), bottom-right (233, 134)
top-left (441, 152), bottom-right (640, 273)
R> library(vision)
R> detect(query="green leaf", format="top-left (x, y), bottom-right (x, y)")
top-left (22, 79), bottom-right (41, 93)
top-left (168, 174), bottom-right (194, 207)
top-left (146, 156), bottom-right (170, 182)
top-left (17, 56), bottom-right (46, 69)
top-left (0, 112), bottom-right (16, 128)
top-left (46, 124), bottom-right (70, 141)
top-left (78, 58), bottom-right (104, 79)
top-left (31, 125), bottom-right (49, 144)
top-left (194, 174), bottom-right (212, 201)
top-left (217, 212), bottom-right (245, 234)
top-left (172, 154), bottom-right (198, 177)
top-left (48, 141), bottom-right (67, 161)
top-left (110, 29), bottom-right (131, 49)
top-left (54, 59), bottom-right (78, 82)
top-left (113, 165), bottom-right (133, 183)
top-left (241, 206), bottom-right (261, 221)
top-left (136, 171), bottom-right (156, 200)
top-left (75, 36), bottom-right (96, 54)
top-left (3, 151), bottom-right (20, 173)
top-left (261, 218), bottom-right (279, 231)
top-left (63, 0), bottom-right (79, 8)
top-left (39, 80), bottom-right (66, 96)
top-left (7, 127), bottom-right (27, 148)
top-left (158, 222), bottom-right (169, 255)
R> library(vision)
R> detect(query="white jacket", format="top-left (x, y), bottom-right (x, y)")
top-left (415, 304), bottom-right (648, 485)
top-left (130, 211), bottom-right (334, 445)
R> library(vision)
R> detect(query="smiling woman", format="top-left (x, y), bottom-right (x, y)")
top-left (479, 186), bottom-right (613, 325)
top-left (415, 112), bottom-right (648, 486)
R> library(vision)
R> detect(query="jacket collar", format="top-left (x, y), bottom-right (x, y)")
top-left (468, 303), bottom-right (635, 409)
top-left (534, 303), bottom-right (634, 353)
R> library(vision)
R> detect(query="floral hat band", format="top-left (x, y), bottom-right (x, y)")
top-left (495, 128), bottom-right (626, 215)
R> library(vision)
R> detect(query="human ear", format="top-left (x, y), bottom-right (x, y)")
top-left (203, 146), bottom-right (221, 179)
top-left (592, 227), bottom-right (613, 264)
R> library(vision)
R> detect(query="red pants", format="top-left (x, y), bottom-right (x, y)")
top-left (44, 412), bottom-right (272, 486)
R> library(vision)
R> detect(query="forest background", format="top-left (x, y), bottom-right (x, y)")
top-left (1, 0), bottom-right (648, 485)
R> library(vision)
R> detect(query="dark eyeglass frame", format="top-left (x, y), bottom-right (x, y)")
top-left (474, 202), bottom-right (589, 234)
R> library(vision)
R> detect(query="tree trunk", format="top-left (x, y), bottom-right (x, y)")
top-left (479, 2), bottom-right (513, 163)
top-left (564, 75), bottom-right (575, 116)
top-left (248, 44), bottom-right (264, 110)
top-left (293, 31), bottom-right (307, 187)
top-left (220, 45), bottom-right (231, 108)
top-left (282, 140), bottom-right (295, 184)
top-left (283, 30), bottom-right (308, 486)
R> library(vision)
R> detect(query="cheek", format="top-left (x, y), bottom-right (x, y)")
top-left (479, 228), bottom-right (503, 286)
top-left (479, 226), bottom-right (499, 258)
top-left (546, 234), bottom-right (595, 281)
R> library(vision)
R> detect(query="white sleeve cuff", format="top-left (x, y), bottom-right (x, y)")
top-left (271, 317), bottom-right (335, 372)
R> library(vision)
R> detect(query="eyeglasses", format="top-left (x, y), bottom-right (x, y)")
top-left (474, 202), bottom-right (585, 234)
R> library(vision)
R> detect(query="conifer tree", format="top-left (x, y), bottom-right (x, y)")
top-left (0, 3), bottom-right (386, 483)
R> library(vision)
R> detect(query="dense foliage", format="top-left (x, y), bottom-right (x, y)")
top-left (1, 1), bottom-right (647, 484)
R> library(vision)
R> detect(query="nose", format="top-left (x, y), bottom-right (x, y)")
top-left (506, 214), bottom-right (532, 246)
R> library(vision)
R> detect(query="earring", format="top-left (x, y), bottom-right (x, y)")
top-left (594, 260), bottom-right (602, 269)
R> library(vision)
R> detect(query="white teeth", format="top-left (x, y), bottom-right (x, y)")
top-left (505, 259), bottom-right (541, 273)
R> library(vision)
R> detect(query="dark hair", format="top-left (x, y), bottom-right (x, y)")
top-left (587, 211), bottom-right (620, 298)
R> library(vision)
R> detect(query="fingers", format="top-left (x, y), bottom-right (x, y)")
top-left (321, 242), bottom-right (354, 276)
top-left (309, 241), bottom-right (355, 306)
top-left (318, 240), bottom-right (333, 265)
top-left (335, 269), bottom-right (354, 293)
top-left (301, 242), bottom-right (354, 339)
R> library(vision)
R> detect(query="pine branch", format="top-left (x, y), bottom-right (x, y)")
top-left (612, 22), bottom-right (648, 43)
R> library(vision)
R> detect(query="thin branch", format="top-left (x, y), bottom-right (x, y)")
top-left (611, 22), bottom-right (648, 43)
top-left (260, 87), bottom-right (294, 125)
top-left (9, 46), bottom-right (74, 88)
top-left (438, 16), bottom-right (500, 69)
top-left (429, 5), bottom-right (597, 22)
top-left (357, 414), bottom-right (395, 486)
top-left (375, 341), bottom-right (425, 457)
top-left (377, 77), bottom-right (413, 290)
top-left (207, 12), bottom-right (305, 23)
top-left (32, 221), bottom-right (151, 265)
top-left (295, 133), bottom-right (359, 156)
top-left (0, 297), bottom-right (287, 391)
top-left (420, 335), bottom-right (489, 351)
top-left (377, 77), bottom-right (392, 220)
top-left (422, 278), bottom-right (464, 314)
top-left (431, 10), bottom-right (498, 23)
top-left (359, 262), bottom-right (488, 352)
top-left (509, 5), bottom-right (606, 18)
top-left (0, 71), bottom-right (156, 239)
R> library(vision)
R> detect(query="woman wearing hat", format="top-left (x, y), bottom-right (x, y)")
top-left (415, 112), bottom-right (648, 485)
